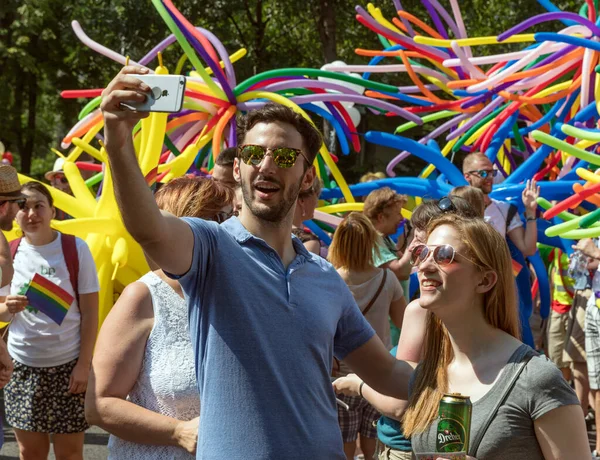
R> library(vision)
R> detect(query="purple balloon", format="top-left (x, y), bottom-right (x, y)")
top-left (498, 12), bottom-right (600, 42)
top-left (354, 5), bottom-right (449, 61)
top-left (393, 0), bottom-right (415, 36)
top-left (263, 79), bottom-right (363, 95)
top-left (165, 8), bottom-right (236, 105)
top-left (422, 0), bottom-right (448, 39)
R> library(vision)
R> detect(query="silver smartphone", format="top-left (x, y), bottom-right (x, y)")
top-left (122, 75), bottom-right (186, 113)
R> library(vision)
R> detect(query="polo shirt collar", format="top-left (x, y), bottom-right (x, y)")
top-left (222, 216), bottom-right (315, 262)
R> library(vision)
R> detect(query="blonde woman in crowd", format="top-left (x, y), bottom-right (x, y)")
top-left (329, 212), bottom-right (406, 460)
top-left (335, 214), bottom-right (589, 459)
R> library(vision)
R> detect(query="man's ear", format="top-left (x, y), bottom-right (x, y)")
top-left (475, 269), bottom-right (498, 294)
top-left (300, 165), bottom-right (316, 193)
top-left (233, 157), bottom-right (241, 183)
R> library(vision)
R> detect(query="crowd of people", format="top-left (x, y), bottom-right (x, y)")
top-left (0, 65), bottom-right (595, 459)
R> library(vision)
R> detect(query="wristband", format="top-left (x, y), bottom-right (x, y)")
top-left (359, 381), bottom-right (365, 397)
top-left (526, 216), bottom-right (537, 222)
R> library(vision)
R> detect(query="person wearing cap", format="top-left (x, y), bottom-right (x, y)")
top-left (45, 158), bottom-right (74, 221)
top-left (45, 158), bottom-right (72, 195)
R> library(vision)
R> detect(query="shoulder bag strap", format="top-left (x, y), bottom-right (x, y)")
top-left (469, 352), bottom-right (534, 457)
top-left (362, 269), bottom-right (387, 317)
top-left (9, 237), bottom-right (21, 260)
top-left (60, 233), bottom-right (80, 305)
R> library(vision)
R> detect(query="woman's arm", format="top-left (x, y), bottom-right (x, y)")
top-left (389, 297), bottom-right (407, 331)
top-left (0, 296), bottom-right (11, 323)
top-left (0, 294), bottom-right (29, 322)
top-left (69, 292), bottom-right (99, 394)
top-left (85, 282), bottom-right (198, 453)
top-left (534, 405), bottom-right (591, 459)
top-left (336, 300), bottom-right (426, 419)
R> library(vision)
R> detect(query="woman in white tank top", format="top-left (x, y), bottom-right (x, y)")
top-left (85, 177), bottom-right (235, 458)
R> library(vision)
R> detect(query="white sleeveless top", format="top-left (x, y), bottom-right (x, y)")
top-left (108, 272), bottom-right (200, 459)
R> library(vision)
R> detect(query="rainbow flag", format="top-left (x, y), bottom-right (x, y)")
top-left (25, 274), bottom-right (74, 325)
top-left (511, 259), bottom-right (523, 277)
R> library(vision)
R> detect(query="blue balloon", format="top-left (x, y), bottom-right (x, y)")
top-left (490, 181), bottom-right (584, 201)
top-left (300, 103), bottom-right (350, 155)
top-left (303, 220), bottom-right (332, 245)
top-left (536, 0), bottom-right (579, 25)
top-left (528, 251), bottom-right (550, 321)
top-left (506, 238), bottom-right (534, 347)
top-left (365, 131), bottom-right (468, 187)
top-left (409, 272), bottom-right (419, 299)
top-left (320, 177), bottom-right (452, 200)
top-left (485, 112), bottom-right (519, 162)
top-left (537, 219), bottom-right (573, 256)
top-left (506, 90), bottom-right (592, 184)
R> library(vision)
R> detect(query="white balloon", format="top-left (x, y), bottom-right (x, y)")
top-left (346, 107), bottom-right (361, 127)
top-left (318, 61), bottom-right (365, 102)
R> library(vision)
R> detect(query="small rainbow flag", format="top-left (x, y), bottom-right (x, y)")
top-left (511, 259), bottom-right (523, 277)
top-left (25, 274), bottom-right (74, 325)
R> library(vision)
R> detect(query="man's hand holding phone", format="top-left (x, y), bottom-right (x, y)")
top-left (101, 66), bottom-right (153, 148)
top-left (100, 66), bottom-right (186, 149)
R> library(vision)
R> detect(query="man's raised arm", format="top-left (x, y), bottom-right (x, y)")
top-left (101, 66), bottom-right (193, 276)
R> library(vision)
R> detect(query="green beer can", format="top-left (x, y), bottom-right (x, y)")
top-left (436, 393), bottom-right (472, 453)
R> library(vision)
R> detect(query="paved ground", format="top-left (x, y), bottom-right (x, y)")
top-left (0, 389), bottom-right (596, 459)
top-left (0, 390), bottom-right (108, 459)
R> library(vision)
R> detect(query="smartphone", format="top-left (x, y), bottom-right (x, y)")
top-left (122, 75), bottom-right (186, 113)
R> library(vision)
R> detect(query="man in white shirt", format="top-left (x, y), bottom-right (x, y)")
top-left (463, 153), bottom-right (539, 257)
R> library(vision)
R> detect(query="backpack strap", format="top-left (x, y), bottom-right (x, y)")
top-left (60, 234), bottom-right (79, 305)
top-left (362, 270), bottom-right (388, 317)
top-left (506, 204), bottom-right (518, 230)
top-left (9, 238), bottom-right (22, 260)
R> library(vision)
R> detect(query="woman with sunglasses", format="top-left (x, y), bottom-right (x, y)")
top-left (0, 181), bottom-right (100, 459)
top-left (338, 214), bottom-right (589, 459)
top-left (292, 176), bottom-right (323, 255)
top-left (86, 178), bottom-right (233, 459)
top-left (328, 212), bottom-right (407, 460)
top-left (334, 197), bottom-right (482, 460)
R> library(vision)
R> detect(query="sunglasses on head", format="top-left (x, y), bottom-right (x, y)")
top-left (467, 169), bottom-right (498, 179)
top-left (238, 144), bottom-right (309, 169)
top-left (437, 196), bottom-right (456, 213)
top-left (411, 243), bottom-right (478, 267)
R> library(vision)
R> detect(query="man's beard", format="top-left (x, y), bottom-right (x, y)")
top-left (0, 215), bottom-right (14, 231)
top-left (241, 175), bottom-right (303, 224)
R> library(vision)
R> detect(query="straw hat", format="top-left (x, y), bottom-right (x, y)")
top-left (44, 158), bottom-right (65, 181)
top-left (0, 165), bottom-right (25, 201)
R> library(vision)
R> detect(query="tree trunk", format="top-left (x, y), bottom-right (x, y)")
top-left (316, 0), bottom-right (338, 154)
top-left (21, 72), bottom-right (38, 174)
top-left (317, 0), bottom-right (337, 63)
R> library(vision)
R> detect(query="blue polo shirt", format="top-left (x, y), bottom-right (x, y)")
top-left (173, 216), bottom-right (375, 459)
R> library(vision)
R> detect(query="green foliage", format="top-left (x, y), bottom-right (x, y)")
top-left (0, 0), bottom-right (590, 180)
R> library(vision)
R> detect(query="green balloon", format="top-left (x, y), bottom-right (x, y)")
top-left (78, 96), bottom-right (102, 120)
